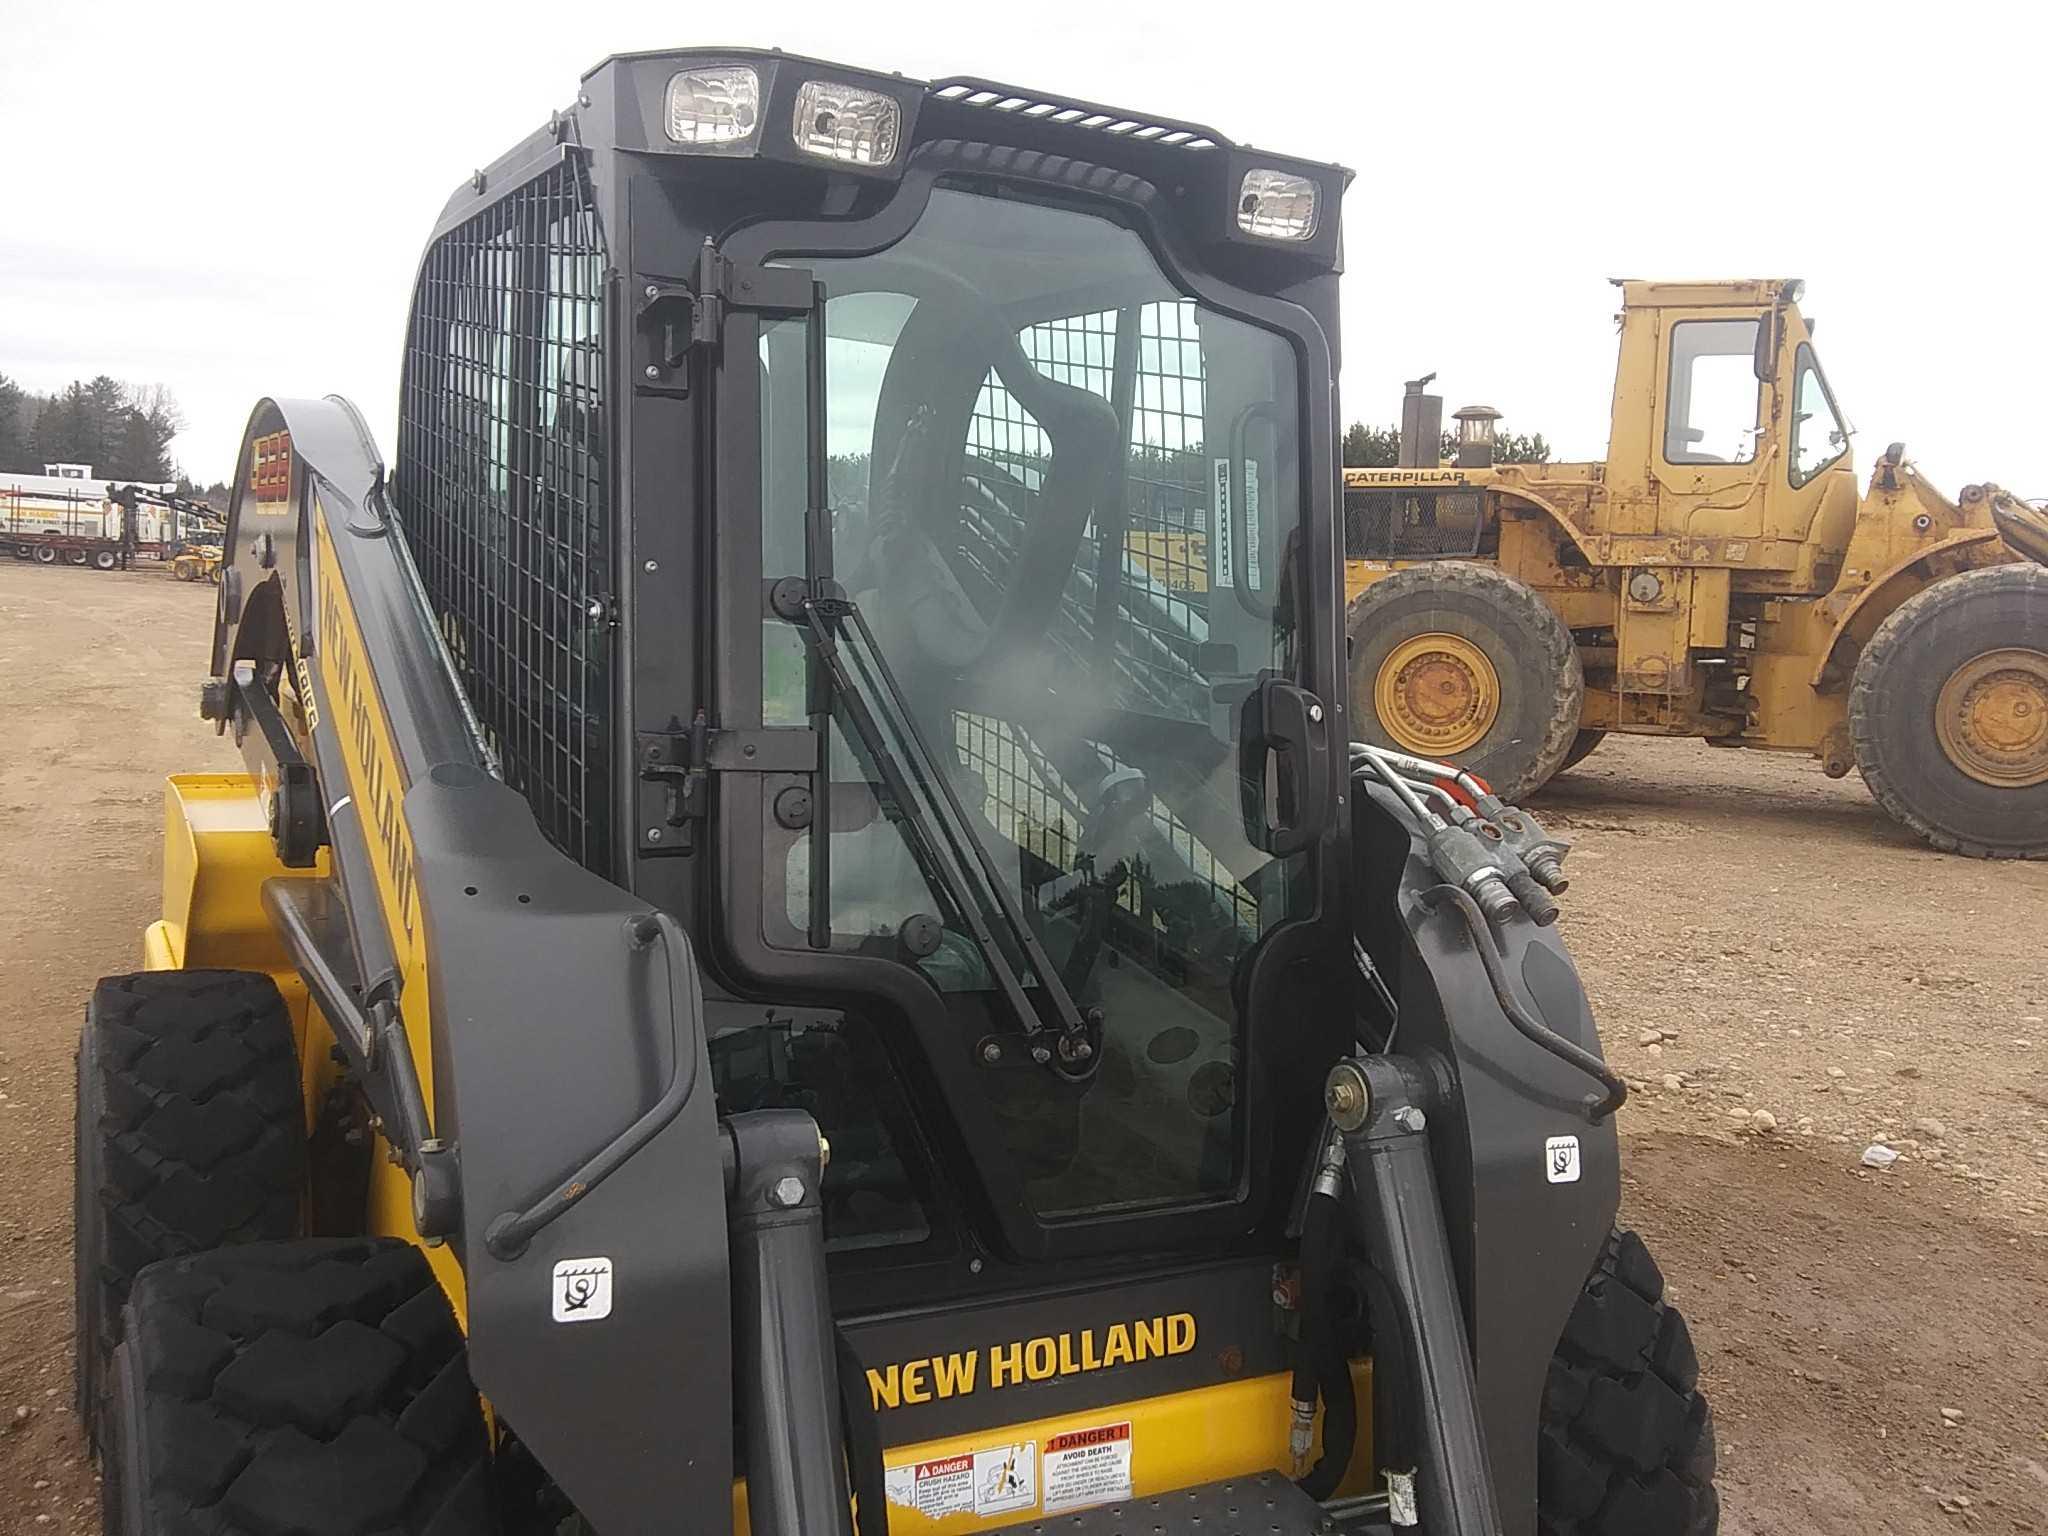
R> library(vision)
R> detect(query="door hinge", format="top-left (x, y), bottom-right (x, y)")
top-left (634, 244), bottom-right (817, 395)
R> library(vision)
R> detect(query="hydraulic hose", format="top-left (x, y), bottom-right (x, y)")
top-left (1290, 1185), bottom-right (1357, 1502)
top-left (1421, 883), bottom-right (1627, 1120)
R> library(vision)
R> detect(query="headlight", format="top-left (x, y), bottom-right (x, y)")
top-left (1236, 168), bottom-right (1318, 242)
top-left (663, 65), bottom-right (761, 149)
top-left (791, 79), bottom-right (902, 166)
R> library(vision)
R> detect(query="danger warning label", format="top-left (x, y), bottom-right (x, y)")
top-left (884, 1453), bottom-right (974, 1520)
top-left (884, 1441), bottom-right (1037, 1521)
top-left (1042, 1421), bottom-right (1133, 1513)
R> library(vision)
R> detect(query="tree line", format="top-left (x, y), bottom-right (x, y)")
top-left (0, 373), bottom-right (187, 483)
top-left (1342, 422), bottom-right (1552, 467)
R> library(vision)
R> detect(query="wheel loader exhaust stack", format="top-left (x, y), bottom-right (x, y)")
top-left (74, 47), bottom-right (1719, 1536)
top-left (1399, 374), bottom-right (1443, 468)
top-left (1347, 278), bottom-right (2048, 855)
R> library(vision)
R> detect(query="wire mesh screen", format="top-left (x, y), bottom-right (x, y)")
top-left (953, 302), bottom-right (1260, 940)
top-left (1344, 488), bottom-right (1486, 560)
top-left (394, 154), bottom-right (612, 872)
top-left (959, 301), bottom-right (1212, 722)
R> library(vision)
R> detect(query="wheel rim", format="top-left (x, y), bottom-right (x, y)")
top-left (1374, 631), bottom-right (1501, 756)
top-left (1935, 646), bottom-right (2048, 788)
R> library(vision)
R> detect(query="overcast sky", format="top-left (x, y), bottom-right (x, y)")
top-left (5, 0), bottom-right (2042, 499)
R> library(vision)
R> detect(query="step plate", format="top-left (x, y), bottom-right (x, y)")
top-left (986, 1473), bottom-right (1330, 1535)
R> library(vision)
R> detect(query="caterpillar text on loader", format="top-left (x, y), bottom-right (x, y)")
top-left (1344, 279), bottom-right (2048, 857)
top-left (73, 50), bottom-right (1717, 1536)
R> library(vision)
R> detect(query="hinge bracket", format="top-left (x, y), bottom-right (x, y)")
top-left (633, 244), bottom-right (817, 395)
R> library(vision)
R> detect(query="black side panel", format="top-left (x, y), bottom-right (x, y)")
top-left (409, 767), bottom-right (731, 1536)
top-left (208, 397), bottom-right (734, 1536)
top-left (394, 151), bottom-right (616, 875)
top-left (1354, 787), bottom-right (1619, 1536)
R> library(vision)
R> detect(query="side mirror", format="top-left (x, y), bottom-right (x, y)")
top-left (1753, 306), bottom-right (1781, 382)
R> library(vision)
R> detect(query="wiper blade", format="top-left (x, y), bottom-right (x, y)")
top-left (798, 591), bottom-right (1095, 1068)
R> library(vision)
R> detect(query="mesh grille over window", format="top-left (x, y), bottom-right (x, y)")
top-left (394, 155), bottom-right (612, 872)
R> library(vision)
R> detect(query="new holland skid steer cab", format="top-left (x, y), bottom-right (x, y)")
top-left (74, 49), bottom-right (1716, 1536)
top-left (1344, 279), bottom-right (2048, 858)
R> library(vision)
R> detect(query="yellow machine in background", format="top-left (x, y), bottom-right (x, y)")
top-left (1344, 278), bottom-right (2048, 857)
top-left (169, 544), bottom-right (222, 583)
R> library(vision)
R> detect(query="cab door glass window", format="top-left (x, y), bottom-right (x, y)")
top-left (1788, 344), bottom-right (1850, 487)
top-left (1664, 319), bottom-right (1761, 466)
top-left (756, 188), bottom-right (1309, 1221)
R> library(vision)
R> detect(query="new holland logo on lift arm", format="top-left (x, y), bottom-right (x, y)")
top-left (867, 1312), bottom-right (1197, 1410)
top-left (316, 519), bottom-right (420, 945)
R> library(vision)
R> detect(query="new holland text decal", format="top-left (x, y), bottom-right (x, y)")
top-left (866, 1312), bottom-right (1196, 1411)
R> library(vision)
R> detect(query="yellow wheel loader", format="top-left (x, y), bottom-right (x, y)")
top-left (1344, 279), bottom-right (2048, 857)
top-left (169, 543), bottom-right (223, 582)
top-left (71, 50), bottom-right (1718, 1536)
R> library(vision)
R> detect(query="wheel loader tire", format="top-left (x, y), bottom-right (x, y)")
top-left (76, 971), bottom-right (305, 1452)
top-left (105, 1239), bottom-right (497, 1536)
top-left (1347, 562), bottom-right (1585, 799)
top-left (1560, 729), bottom-right (1607, 773)
top-left (1539, 1228), bottom-right (1718, 1536)
top-left (1849, 562), bottom-right (2048, 858)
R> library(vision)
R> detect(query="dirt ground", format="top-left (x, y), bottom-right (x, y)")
top-left (0, 560), bottom-right (2043, 1535)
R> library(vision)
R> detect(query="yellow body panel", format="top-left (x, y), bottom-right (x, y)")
top-left (147, 774), bottom-right (331, 1136)
top-left (730, 1365), bottom-right (1372, 1535)
top-left (1343, 279), bottom-right (2032, 765)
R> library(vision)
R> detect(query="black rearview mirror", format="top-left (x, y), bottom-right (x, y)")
top-left (1753, 306), bottom-right (1780, 382)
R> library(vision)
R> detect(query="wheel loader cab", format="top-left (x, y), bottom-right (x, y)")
top-left (1609, 278), bottom-right (1859, 550)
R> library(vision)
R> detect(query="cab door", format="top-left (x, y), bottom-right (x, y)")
top-left (1649, 307), bottom-right (1771, 538)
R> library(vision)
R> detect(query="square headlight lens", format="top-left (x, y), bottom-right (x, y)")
top-left (1236, 168), bottom-right (1318, 241)
top-left (664, 65), bottom-right (762, 149)
top-left (791, 79), bottom-right (902, 166)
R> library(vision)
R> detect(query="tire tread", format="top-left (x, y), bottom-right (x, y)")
top-left (115, 1239), bottom-right (495, 1536)
top-left (1539, 1228), bottom-right (1719, 1536)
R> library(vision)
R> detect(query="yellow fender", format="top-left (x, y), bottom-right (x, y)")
top-left (1808, 527), bottom-right (2002, 689)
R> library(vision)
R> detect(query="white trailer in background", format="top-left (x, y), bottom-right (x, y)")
top-left (0, 466), bottom-right (210, 570)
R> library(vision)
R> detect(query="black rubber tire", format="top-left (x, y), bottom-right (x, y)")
top-left (76, 971), bottom-right (305, 1451)
top-left (1849, 563), bottom-right (2048, 858)
top-left (1559, 730), bottom-right (1607, 774)
top-left (106, 1239), bottom-right (497, 1536)
top-left (93, 549), bottom-right (120, 571)
top-left (1347, 562), bottom-right (1586, 799)
top-left (34, 543), bottom-right (58, 564)
top-left (1539, 1228), bottom-right (1718, 1536)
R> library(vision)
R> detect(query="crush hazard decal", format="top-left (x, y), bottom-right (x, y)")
top-left (884, 1441), bottom-right (1037, 1520)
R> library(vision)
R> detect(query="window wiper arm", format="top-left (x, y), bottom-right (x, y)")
top-left (799, 591), bottom-right (1097, 1070)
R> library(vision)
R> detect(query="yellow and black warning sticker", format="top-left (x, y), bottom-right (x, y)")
top-left (866, 1312), bottom-right (1196, 1410)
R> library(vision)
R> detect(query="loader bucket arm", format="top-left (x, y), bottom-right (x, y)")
top-left (1993, 496), bottom-right (2048, 566)
top-left (209, 396), bottom-right (735, 1535)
